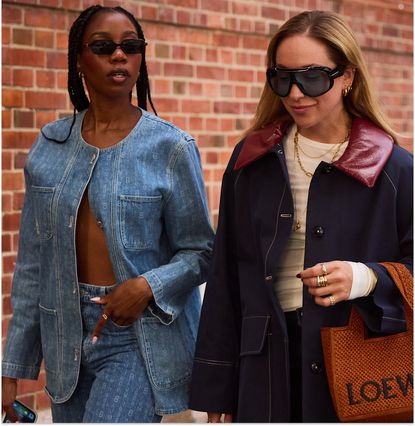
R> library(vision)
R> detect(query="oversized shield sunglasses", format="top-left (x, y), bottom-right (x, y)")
top-left (266, 65), bottom-right (345, 97)
top-left (83, 39), bottom-right (147, 55)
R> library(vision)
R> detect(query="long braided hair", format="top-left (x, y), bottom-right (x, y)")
top-left (43, 5), bottom-right (157, 143)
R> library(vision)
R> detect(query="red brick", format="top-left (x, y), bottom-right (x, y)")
top-left (3, 47), bottom-right (45, 67)
top-left (36, 70), bottom-right (56, 88)
top-left (181, 100), bottom-right (211, 114)
top-left (2, 171), bottom-right (24, 191)
top-left (2, 235), bottom-right (12, 253)
top-left (13, 192), bottom-right (26, 211)
top-left (13, 69), bottom-right (34, 88)
top-left (229, 69), bottom-right (255, 82)
top-left (201, 0), bottom-right (229, 13)
top-left (46, 52), bottom-right (67, 69)
top-left (62, 0), bottom-right (81, 8)
top-left (141, 6), bottom-right (158, 21)
top-left (2, 152), bottom-right (12, 171)
top-left (177, 10), bottom-right (191, 25)
top-left (2, 294), bottom-right (13, 314)
top-left (188, 47), bottom-right (204, 61)
top-left (3, 89), bottom-right (24, 108)
top-left (36, 111), bottom-right (58, 128)
top-left (214, 101), bottom-right (241, 114)
top-left (164, 63), bottom-right (194, 77)
top-left (242, 35), bottom-right (268, 50)
top-left (155, 98), bottom-right (179, 113)
top-left (26, 91), bottom-right (67, 109)
top-left (2, 110), bottom-right (12, 129)
top-left (56, 32), bottom-right (68, 50)
top-left (24, 8), bottom-right (62, 29)
top-left (57, 71), bottom-right (67, 89)
top-left (212, 33), bottom-right (239, 48)
top-left (2, 275), bottom-right (13, 296)
top-left (158, 7), bottom-right (174, 23)
top-left (13, 28), bottom-right (33, 46)
top-left (172, 46), bottom-right (186, 60)
top-left (197, 65), bottom-right (226, 80)
top-left (2, 213), bottom-right (22, 233)
top-left (14, 110), bottom-right (34, 128)
top-left (232, 2), bottom-right (258, 15)
top-left (35, 30), bottom-right (54, 48)
top-left (3, 27), bottom-right (11, 45)
top-left (3, 6), bottom-right (22, 24)
top-left (2, 317), bottom-right (11, 340)
top-left (2, 131), bottom-right (38, 149)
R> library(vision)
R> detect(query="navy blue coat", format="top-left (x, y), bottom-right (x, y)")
top-left (189, 118), bottom-right (413, 422)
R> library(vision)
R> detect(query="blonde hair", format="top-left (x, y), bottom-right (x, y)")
top-left (245, 10), bottom-right (398, 142)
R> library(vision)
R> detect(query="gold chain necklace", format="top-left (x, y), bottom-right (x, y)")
top-left (294, 128), bottom-right (350, 178)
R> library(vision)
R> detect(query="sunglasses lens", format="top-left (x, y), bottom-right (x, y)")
top-left (266, 67), bottom-right (333, 97)
top-left (296, 69), bottom-right (330, 97)
top-left (89, 40), bottom-right (116, 54)
top-left (275, 71), bottom-right (291, 97)
top-left (120, 39), bottom-right (146, 54)
top-left (88, 39), bottom-right (146, 55)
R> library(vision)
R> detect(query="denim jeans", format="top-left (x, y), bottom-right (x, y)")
top-left (51, 283), bottom-right (162, 423)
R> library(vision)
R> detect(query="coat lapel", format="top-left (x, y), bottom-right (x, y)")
top-left (234, 117), bottom-right (394, 188)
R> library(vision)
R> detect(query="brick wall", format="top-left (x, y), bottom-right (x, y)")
top-left (2, 0), bottom-right (413, 413)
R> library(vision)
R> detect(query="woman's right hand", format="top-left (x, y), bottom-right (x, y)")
top-left (207, 412), bottom-right (233, 423)
top-left (2, 377), bottom-right (18, 422)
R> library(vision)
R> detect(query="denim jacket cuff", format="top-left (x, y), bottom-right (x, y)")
top-left (2, 361), bottom-right (40, 380)
top-left (141, 271), bottom-right (175, 325)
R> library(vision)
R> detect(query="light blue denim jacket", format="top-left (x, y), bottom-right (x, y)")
top-left (2, 109), bottom-right (214, 415)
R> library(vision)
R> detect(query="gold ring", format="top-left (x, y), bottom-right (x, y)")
top-left (317, 275), bottom-right (328, 288)
top-left (329, 295), bottom-right (336, 306)
top-left (102, 313), bottom-right (108, 320)
top-left (321, 263), bottom-right (328, 275)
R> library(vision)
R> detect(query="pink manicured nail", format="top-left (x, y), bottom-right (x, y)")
top-left (90, 297), bottom-right (100, 302)
top-left (92, 336), bottom-right (98, 345)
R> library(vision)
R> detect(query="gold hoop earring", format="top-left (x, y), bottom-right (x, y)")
top-left (342, 85), bottom-right (352, 97)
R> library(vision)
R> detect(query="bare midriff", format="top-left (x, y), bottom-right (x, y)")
top-left (76, 192), bottom-right (117, 285)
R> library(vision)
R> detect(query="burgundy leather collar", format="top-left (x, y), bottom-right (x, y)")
top-left (234, 117), bottom-right (394, 188)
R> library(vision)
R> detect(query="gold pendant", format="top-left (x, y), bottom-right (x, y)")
top-left (294, 220), bottom-right (301, 231)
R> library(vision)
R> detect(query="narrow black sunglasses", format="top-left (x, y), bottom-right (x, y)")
top-left (83, 39), bottom-right (147, 55)
top-left (266, 65), bottom-right (345, 97)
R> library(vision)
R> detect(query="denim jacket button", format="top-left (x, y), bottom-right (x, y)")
top-left (90, 153), bottom-right (97, 164)
top-left (96, 220), bottom-right (103, 228)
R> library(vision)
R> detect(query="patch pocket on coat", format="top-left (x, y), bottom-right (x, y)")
top-left (39, 304), bottom-right (59, 374)
top-left (31, 186), bottom-right (55, 241)
top-left (140, 316), bottom-right (194, 390)
top-left (119, 195), bottom-right (163, 250)
top-left (240, 315), bottom-right (271, 356)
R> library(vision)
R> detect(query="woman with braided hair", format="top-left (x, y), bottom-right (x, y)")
top-left (2, 5), bottom-right (213, 423)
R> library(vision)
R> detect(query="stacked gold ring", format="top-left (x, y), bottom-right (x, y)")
top-left (317, 274), bottom-right (328, 288)
top-left (329, 295), bottom-right (336, 306)
top-left (102, 313), bottom-right (109, 320)
top-left (321, 263), bottom-right (328, 275)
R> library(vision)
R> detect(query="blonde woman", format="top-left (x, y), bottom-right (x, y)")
top-left (189, 10), bottom-right (412, 422)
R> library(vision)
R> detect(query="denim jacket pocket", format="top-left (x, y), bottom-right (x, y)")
top-left (31, 186), bottom-right (54, 241)
top-left (119, 195), bottom-right (163, 250)
top-left (240, 315), bottom-right (271, 356)
top-left (140, 315), bottom-right (194, 390)
top-left (38, 304), bottom-right (59, 374)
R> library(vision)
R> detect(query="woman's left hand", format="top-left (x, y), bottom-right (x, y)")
top-left (298, 261), bottom-right (353, 307)
top-left (92, 277), bottom-right (153, 342)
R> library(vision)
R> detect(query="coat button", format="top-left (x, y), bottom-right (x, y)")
top-left (313, 226), bottom-right (325, 237)
top-left (310, 362), bottom-right (322, 374)
top-left (322, 164), bottom-right (332, 174)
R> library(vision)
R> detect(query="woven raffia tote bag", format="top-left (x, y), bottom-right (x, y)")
top-left (321, 262), bottom-right (413, 422)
